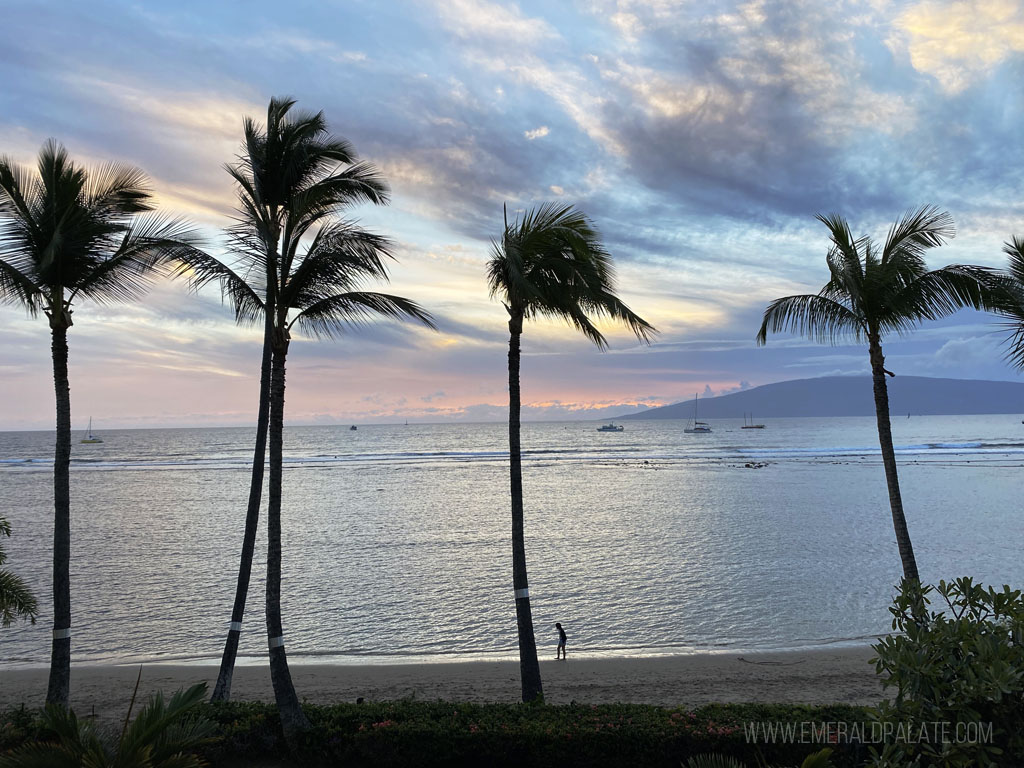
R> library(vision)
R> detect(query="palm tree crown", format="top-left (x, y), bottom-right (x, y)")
top-left (0, 139), bottom-right (196, 323)
top-left (756, 206), bottom-right (994, 347)
top-left (487, 202), bottom-right (655, 345)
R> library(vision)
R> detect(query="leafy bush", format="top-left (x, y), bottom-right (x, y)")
top-left (2, 700), bottom-right (871, 767)
top-left (0, 682), bottom-right (215, 768)
top-left (869, 577), bottom-right (1024, 767)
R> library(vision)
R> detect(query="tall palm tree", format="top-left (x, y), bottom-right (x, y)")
top-left (757, 206), bottom-right (999, 583)
top-left (487, 203), bottom-right (656, 702)
top-left (177, 97), bottom-right (384, 705)
top-left (0, 516), bottom-right (38, 628)
top-left (180, 98), bottom-right (434, 739)
top-left (0, 141), bottom-right (197, 707)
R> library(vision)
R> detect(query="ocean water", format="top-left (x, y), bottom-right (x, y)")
top-left (1, 415), bottom-right (1022, 668)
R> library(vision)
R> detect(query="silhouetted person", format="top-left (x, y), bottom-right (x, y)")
top-left (555, 622), bottom-right (567, 660)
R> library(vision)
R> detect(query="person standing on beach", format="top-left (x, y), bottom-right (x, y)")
top-left (555, 622), bottom-right (567, 660)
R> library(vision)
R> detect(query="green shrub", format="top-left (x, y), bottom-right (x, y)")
top-left (2, 700), bottom-right (872, 767)
top-left (869, 577), bottom-right (1024, 767)
top-left (0, 682), bottom-right (214, 768)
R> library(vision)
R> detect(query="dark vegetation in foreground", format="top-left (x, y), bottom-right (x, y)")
top-left (0, 699), bottom-right (869, 768)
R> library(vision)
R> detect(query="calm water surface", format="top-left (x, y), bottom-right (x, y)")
top-left (1, 415), bottom-right (1022, 667)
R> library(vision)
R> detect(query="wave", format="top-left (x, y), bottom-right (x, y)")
top-left (5, 438), bottom-right (1024, 472)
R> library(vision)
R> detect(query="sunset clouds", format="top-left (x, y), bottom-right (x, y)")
top-left (1, 0), bottom-right (1021, 428)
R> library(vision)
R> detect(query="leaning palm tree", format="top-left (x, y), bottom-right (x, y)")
top-left (176, 98), bottom-right (388, 707)
top-left (179, 98), bottom-right (434, 740)
top-left (757, 206), bottom-right (999, 583)
top-left (0, 141), bottom-right (197, 707)
top-left (487, 203), bottom-right (656, 702)
top-left (0, 516), bottom-right (38, 628)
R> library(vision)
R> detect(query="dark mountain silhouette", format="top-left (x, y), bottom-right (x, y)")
top-left (618, 376), bottom-right (1024, 420)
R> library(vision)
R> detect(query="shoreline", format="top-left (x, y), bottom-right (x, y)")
top-left (0, 646), bottom-right (882, 718)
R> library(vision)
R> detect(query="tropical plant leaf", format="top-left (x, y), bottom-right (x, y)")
top-left (756, 294), bottom-right (863, 345)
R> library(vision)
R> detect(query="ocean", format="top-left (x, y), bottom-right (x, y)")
top-left (1, 414), bottom-right (1022, 668)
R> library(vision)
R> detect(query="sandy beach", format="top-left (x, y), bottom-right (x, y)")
top-left (1, 647), bottom-right (881, 718)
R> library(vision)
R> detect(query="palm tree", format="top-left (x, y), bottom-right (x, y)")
top-left (0, 141), bottom-right (197, 707)
top-left (180, 98), bottom-right (434, 740)
top-left (176, 97), bottom-right (380, 705)
top-left (487, 203), bottom-right (656, 702)
top-left (757, 206), bottom-right (999, 583)
top-left (0, 516), bottom-right (38, 628)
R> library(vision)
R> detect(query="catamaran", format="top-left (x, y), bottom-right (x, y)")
top-left (80, 417), bottom-right (103, 444)
top-left (684, 393), bottom-right (712, 433)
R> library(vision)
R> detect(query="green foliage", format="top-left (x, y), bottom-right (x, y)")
top-left (869, 577), bottom-right (1024, 767)
top-left (685, 747), bottom-right (833, 768)
top-left (0, 683), bottom-right (215, 768)
top-left (2, 700), bottom-right (870, 767)
top-left (0, 517), bottom-right (37, 628)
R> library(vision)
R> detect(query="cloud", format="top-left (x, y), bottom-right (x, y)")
top-left (892, 0), bottom-right (1024, 93)
top-left (524, 125), bottom-right (549, 140)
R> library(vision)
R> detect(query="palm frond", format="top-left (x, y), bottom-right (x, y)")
top-left (169, 247), bottom-right (264, 325)
top-left (121, 683), bottom-right (213, 762)
top-left (290, 291), bottom-right (436, 339)
top-left (70, 215), bottom-right (202, 305)
top-left (881, 204), bottom-right (955, 265)
top-left (0, 569), bottom-right (39, 627)
top-left (756, 294), bottom-right (864, 345)
top-left (0, 258), bottom-right (43, 313)
top-left (877, 264), bottom-right (1005, 335)
top-left (84, 162), bottom-right (153, 216)
top-left (1003, 236), bottom-right (1024, 285)
top-left (281, 222), bottom-right (393, 309)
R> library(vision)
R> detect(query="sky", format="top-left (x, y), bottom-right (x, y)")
top-left (1, 0), bottom-right (1023, 429)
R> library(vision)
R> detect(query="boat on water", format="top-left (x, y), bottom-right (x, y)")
top-left (80, 417), bottom-right (103, 444)
top-left (350, 425), bottom-right (357, 431)
top-left (597, 423), bottom-right (624, 432)
top-left (741, 412), bottom-right (765, 429)
top-left (684, 393), bottom-right (712, 434)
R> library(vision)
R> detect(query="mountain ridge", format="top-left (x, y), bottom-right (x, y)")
top-left (617, 376), bottom-right (1024, 420)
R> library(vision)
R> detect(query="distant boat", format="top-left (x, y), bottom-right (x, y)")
top-left (684, 393), bottom-right (712, 434)
top-left (80, 417), bottom-right (103, 444)
top-left (597, 423), bottom-right (624, 432)
top-left (742, 412), bottom-right (765, 429)
top-left (350, 425), bottom-right (357, 431)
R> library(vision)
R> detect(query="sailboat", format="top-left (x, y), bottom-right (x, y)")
top-left (80, 417), bottom-right (103, 444)
top-left (684, 393), bottom-right (712, 433)
top-left (742, 412), bottom-right (765, 429)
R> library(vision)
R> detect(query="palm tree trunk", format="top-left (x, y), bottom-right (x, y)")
top-left (507, 311), bottom-right (543, 703)
top-left (46, 322), bottom-right (72, 707)
top-left (211, 304), bottom-right (274, 702)
top-left (868, 337), bottom-right (920, 583)
top-left (266, 340), bottom-right (310, 739)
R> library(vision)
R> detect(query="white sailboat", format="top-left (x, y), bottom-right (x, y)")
top-left (80, 417), bottom-right (103, 444)
top-left (684, 393), bottom-right (712, 433)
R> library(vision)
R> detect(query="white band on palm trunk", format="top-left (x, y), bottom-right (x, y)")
top-left (53, 628), bottom-right (71, 640)
top-left (229, 622), bottom-right (243, 632)
top-left (515, 588), bottom-right (529, 599)
top-left (269, 635), bottom-right (285, 648)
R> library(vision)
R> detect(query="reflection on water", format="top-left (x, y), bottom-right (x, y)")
top-left (1, 415), bottom-right (1022, 667)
